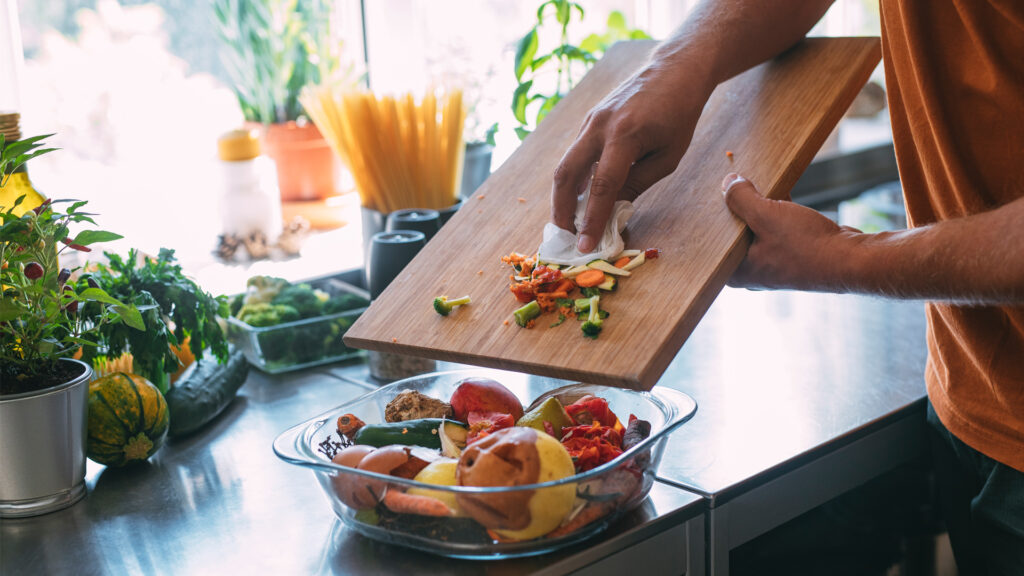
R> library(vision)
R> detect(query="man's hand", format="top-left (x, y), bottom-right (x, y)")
top-left (547, 0), bottom-right (835, 254)
top-left (551, 64), bottom-right (710, 253)
top-left (722, 173), bottom-right (862, 292)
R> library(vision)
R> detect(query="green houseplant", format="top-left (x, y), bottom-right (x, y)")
top-left (213, 0), bottom-right (354, 202)
top-left (0, 134), bottom-right (144, 517)
top-left (513, 3), bottom-right (650, 139)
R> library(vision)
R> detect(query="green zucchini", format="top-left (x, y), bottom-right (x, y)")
top-left (354, 418), bottom-right (467, 449)
top-left (164, 347), bottom-right (249, 437)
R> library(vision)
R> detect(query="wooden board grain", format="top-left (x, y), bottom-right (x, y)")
top-left (345, 37), bottom-right (882, 390)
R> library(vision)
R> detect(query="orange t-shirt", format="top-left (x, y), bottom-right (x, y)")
top-left (880, 0), bottom-right (1024, 472)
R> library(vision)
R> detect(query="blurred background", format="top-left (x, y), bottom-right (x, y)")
top-left (5, 0), bottom-right (887, 292)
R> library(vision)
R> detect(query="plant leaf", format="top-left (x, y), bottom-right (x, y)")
top-left (555, 0), bottom-right (571, 25)
top-left (514, 28), bottom-right (538, 82)
top-left (515, 127), bottom-right (532, 141)
top-left (0, 298), bottom-right (25, 322)
top-left (536, 93), bottom-right (562, 125)
top-left (71, 230), bottom-right (123, 246)
top-left (512, 80), bottom-right (533, 124)
top-left (607, 10), bottom-right (627, 33)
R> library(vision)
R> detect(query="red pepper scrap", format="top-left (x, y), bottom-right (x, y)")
top-left (561, 422), bottom-right (624, 472)
top-left (565, 395), bottom-right (620, 429)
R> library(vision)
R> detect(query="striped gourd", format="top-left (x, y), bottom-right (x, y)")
top-left (87, 372), bottom-right (170, 467)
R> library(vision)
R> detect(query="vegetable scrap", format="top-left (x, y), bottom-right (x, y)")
top-left (433, 295), bottom-right (471, 316)
top-left (726, 150), bottom-right (734, 160)
top-left (499, 248), bottom-right (657, 339)
top-left (321, 376), bottom-right (654, 545)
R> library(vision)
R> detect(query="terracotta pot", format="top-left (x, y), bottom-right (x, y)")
top-left (261, 121), bottom-right (340, 202)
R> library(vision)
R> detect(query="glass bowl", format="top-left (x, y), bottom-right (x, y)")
top-left (227, 278), bottom-right (369, 374)
top-left (274, 370), bottom-right (696, 559)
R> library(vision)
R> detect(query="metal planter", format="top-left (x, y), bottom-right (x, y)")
top-left (0, 359), bottom-right (92, 518)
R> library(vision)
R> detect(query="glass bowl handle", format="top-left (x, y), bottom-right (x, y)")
top-left (273, 419), bottom-right (318, 465)
top-left (649, 386), bottom-right (698, 430)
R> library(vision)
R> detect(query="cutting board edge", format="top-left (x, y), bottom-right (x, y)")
top-left (344, 333), bottom-right (646, 389)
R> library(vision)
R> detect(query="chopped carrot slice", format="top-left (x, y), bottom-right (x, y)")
top-left (575, 269), bottom-right (606, 288)
top-left (553, 279), bottom-right (575, 294)
top-left (613, 256), bottom-right (631, 268)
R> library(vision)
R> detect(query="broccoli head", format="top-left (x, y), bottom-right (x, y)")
top-left (433, 295), bottom-right (471, 316)
top-left (581, 295), bottom-right (603, 339)
top-left (272, 284), bottom-right (325, 319)
top-left (324, 293), bottom-right (370, 315)
top-left (243, 275), bottom-right (289, 306)
top-left (237, 303), bottom-right (301, 327)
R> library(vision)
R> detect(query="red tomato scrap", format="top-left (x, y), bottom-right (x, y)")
top-left (466, 411), bottom-right (514, 443)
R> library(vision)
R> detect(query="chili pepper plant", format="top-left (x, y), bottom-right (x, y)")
top-left (0, 135), bottom-right (144, 395)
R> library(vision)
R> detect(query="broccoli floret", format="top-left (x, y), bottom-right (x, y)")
top-left (323, 316), bottom-right (356, 356)
top-left (513, 300), bottom-right (542, 327)
top-left (433, 295), bottom-right (471, 316)
top-left (290, 320), bottom-right (333, 363)
top-left (580, 286), bottom-right (601, 298)
top-left (324, 293), bottom-right (370, 314)
top-left (243, 275), bottom-right (289, 306)
top-left (237, 303), bottom-right (300, 327)
top-left (272, 284), bottom-right (325, 319)
top-left (581, 295), bottom-right (603, 339)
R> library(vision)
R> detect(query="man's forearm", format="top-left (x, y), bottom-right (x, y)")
top-left (650, 0), bottom-right (835, 94)
top-left (843, 197), bottom-right (1024, 304)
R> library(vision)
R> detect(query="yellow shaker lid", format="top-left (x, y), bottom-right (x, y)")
top-left (217, 128), bottom-right (261, 161)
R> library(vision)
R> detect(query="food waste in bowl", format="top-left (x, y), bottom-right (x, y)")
top-left (273, 370), bottom-right (697, 559)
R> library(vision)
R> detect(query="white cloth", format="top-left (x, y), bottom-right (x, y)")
top-left (537, 189), bottom-right (635, 266)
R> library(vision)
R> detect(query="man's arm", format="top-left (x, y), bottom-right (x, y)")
top-left (552, 0), bottom-right (835, 252)
top-left (723, 174), bottom-right (1024, 304)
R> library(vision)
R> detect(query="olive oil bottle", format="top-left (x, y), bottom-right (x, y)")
top-left (0, 112), bottom-right (46, 216)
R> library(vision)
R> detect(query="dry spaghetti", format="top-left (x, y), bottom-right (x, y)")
top-left (301, 86), bottom-right (466, 213)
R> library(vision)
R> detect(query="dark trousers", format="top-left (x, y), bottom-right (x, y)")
top-left (927, 401), bottom-right (1024, 576)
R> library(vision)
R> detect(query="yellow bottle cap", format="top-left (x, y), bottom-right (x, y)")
top-left (217, 128), bottom-right (261, 161)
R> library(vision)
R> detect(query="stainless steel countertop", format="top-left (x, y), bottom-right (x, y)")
top-left (0, 364), bottom-right (703, 576)
top-left (654, 287), bottom-right (928, 501)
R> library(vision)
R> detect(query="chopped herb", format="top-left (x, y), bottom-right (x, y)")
top-left (550, 313), bottom-right (567, 328)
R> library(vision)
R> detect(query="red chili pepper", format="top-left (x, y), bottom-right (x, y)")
top-left (466, 411), bottom-right (515, 443)
top-left (24, 261), bottom-right (44, 280)
top-left (60, 238), bottom-right (92, 252)
top-left (31, 199), bottom-right (52, 215)
top-left (644, 248), bottom-right (660, 259)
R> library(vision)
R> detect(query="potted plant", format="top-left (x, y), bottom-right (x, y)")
top-left (512, 4), bottom-right (650, 139)
top-left (213, 0), bottom-right (356, 203)
top-left (0, 135), bottom-right (144, 517)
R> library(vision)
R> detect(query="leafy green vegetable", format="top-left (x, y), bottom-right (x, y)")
top-left (85, 248), bottom-right (230, 388)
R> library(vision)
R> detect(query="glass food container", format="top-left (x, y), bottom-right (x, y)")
top-left (227, 278), bottom-right (368, 373)
top-left (273, 370), bottom-right (697, 559)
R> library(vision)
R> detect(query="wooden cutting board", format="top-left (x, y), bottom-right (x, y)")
top-left (345, 37), bottom-right (881, 390)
